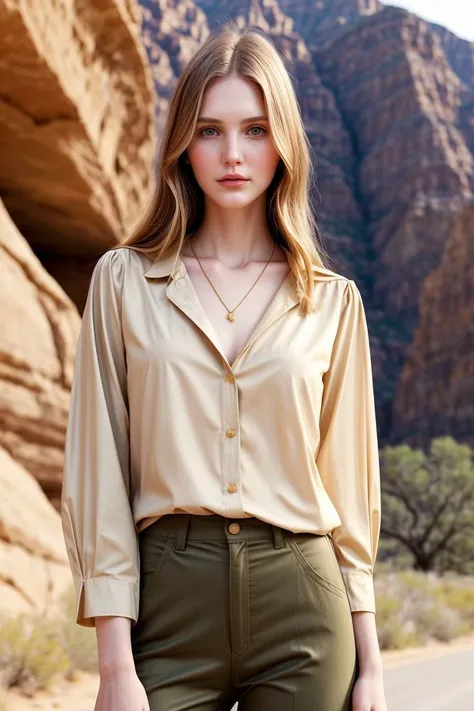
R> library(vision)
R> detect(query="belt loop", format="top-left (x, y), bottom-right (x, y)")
top-left (175, 514), bottom-right (191, 552)
top-left (272, 525), bottom-right (285, 549)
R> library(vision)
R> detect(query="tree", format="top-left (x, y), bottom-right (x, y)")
top-left (380, 436), bottom-right (474, 574)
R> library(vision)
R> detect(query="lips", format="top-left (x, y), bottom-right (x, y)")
top-left (218, 176), bottom-right (249, 181)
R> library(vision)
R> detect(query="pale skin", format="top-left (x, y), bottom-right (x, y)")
top-left (94, 74), bottom-right (387, 711)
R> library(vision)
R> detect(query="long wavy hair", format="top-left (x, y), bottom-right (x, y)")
top-left (118, 20), bottom-right (331, 315)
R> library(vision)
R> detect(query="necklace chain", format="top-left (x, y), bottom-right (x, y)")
top-left (188, 238), bottom-right (276, 322)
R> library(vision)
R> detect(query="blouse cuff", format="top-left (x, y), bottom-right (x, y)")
top-left (342, 572), bottom-right (376, 614)
top-left (76, 577), bottom-right (139, 628)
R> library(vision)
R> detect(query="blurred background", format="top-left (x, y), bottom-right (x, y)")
top-left (0, 1), bottom-right (473, 709)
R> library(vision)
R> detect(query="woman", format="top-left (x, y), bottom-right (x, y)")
top-left (61, 21), bottom-right (386, 711)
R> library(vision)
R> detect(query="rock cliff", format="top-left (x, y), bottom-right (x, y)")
top-left (0, 199), bottom-right (78, 615)
top-left (0, 0), bottom-right (157, 308)
top-left (392, 200), bottom-right (474, 446)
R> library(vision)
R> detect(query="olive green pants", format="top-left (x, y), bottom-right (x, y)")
top-left (130, 514), bottom-right (358, 710)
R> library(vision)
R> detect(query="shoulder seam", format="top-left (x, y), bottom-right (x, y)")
top-left (311, 265), bottom-right (351, 283)
top-left (99, 247), bottom-right (129, 269)
top-left (114, 247), bottom-right (125, 267)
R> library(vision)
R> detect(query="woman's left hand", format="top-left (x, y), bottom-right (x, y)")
top-left (351, 669), bottom-right (388, 711)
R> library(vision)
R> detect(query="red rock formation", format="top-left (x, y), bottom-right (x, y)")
top-left (432, 23), bottom-right (474, 91)
top-left (140, 0), bottom-right (210, 135)
top-left (313, 7), bottom-right (473, 321)
top-left (392, 200), bottom-right (474, 447)
top-left (277, 0), bottom-right (383, 48)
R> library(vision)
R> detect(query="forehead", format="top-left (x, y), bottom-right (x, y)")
top-left (199, 75), bottom-right (266, 118)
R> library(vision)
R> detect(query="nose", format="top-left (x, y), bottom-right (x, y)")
top-left (222, 132), bottom-right (243, 165)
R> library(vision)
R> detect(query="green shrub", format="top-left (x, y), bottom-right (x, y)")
top-left (414, 605), bottom-right (463, 643)
top-left (0, 581), bottom-right (97, 693)
top-left (0, 613), bottom-right (70, 694)
top-left (373, 594), bottom-right (422, 649)
top-left (374, 568), bottom-right (474, 649)
top-left (433, 577), bottom-right (474, 628)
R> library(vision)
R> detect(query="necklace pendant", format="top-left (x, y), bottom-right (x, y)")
top-left (227, 311), bottom-right (236, 322)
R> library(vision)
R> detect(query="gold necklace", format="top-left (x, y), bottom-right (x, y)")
top-left (188, 238), bottom-right (276, 322)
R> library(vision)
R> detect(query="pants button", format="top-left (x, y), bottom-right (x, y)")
top-left (228, 522), bottom-right (241, 534)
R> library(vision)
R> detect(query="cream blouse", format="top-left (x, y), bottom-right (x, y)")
top-left (60, 245), bottom-right (381, 628)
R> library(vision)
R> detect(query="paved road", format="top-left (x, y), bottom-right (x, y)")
top-left (80, 645), bottom-right (474, 711)
top-left (382, 646), bottom-right (474, 711)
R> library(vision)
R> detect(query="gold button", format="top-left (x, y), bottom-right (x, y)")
top-left (226, 428), bottom-right (236, 438)
top-left (228, 484), bottom-right (237, 493)
top-left (225, 373), bottom-right (235, 383)
top-left (228, 522), bottom-right (241, 534)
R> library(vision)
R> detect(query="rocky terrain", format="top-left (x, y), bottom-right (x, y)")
top-left (392, 200), bottom-right (474, 445)
top-left (0, 198), bottom-right (74, 616)
top-left (0, 0), bottom-right (157, 310)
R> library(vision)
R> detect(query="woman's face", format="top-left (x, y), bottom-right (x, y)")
top-left (185, 74), bottom-right (281, 209)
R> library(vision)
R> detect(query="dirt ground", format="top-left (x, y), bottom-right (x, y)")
top-left (3, 634), bottom-right (474, 711)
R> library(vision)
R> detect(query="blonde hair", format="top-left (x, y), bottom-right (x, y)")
top-left (118, 21), bottom-right (332, 315)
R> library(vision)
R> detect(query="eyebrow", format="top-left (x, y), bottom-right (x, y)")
top-left (196, 115), bottom-right (268, 123)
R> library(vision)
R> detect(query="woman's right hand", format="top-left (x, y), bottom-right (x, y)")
top-left (94, 667), bottom-right (150, 711)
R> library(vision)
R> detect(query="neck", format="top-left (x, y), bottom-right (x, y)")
top-left (188, 200), bottom-right (275, 265)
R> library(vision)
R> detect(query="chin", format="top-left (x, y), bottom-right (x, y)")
top-left (209, 194), bottom-right (257, 208)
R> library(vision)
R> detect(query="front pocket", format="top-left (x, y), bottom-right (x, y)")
top-left (287, 534), bottom-right (347, 600)
top-left (138, 535), bottom-right (175, 595)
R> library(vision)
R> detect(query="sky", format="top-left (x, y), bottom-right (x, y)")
top-left (381, 1), bottom-right (474, 42)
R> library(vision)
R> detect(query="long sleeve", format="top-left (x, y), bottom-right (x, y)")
top-left (60, 249), bottom-right (139, 628)
top-left (316, 279), bottom-right (381, 614)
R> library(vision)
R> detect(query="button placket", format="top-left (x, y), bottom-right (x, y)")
top-left (222, 363), bottom-right (241, 517)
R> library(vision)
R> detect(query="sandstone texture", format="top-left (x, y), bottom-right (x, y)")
top-left (0, 199), bottom-right (81, 508)
top-left (0, 0), bottom-right (157, 262)
top-left (0, 201), bottom-right (77, 616)
top-left (0, 446), bottom-right (71, 618)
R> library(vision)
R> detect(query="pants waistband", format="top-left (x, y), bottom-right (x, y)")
top-left (140, 513), bottom-right (288, 551)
